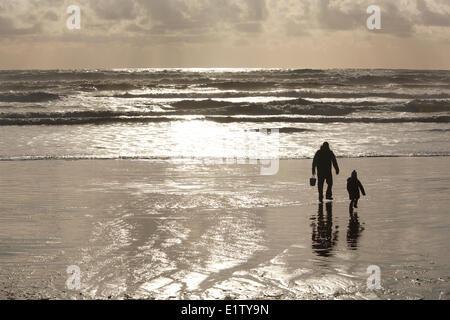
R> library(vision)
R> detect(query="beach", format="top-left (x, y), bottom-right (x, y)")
top-left (1, 157), bottom-right (449, 300)
top-left (1, 0), bottom-right (450, 306)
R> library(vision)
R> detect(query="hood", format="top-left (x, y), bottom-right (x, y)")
top-left (321, 142), bottom-right (330, 151)
top-left (351, 170), bottom-right (357, 179)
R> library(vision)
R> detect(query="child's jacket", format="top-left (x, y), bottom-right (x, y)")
top-left (347, 171), bottom-right (366, 200)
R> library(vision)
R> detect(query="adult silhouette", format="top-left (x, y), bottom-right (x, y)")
top-left (312, 142), bottom-right (339, 202)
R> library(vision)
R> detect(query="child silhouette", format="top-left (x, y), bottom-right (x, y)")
top-left (347, 170), bottom-right (366, 209)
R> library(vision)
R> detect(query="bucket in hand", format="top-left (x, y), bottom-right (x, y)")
top-left (310, 177), bottom-right (316, 187)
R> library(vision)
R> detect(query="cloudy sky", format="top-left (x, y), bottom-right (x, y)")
top-left (0, 0), bottom-right (449, 69)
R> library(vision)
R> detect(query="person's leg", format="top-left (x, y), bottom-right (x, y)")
top-left (318, 175), bottom-right (325, 202)
top-left (325, 174), bottom-right (333, 199)
top-left (354, 198), bottom-right (359, 208)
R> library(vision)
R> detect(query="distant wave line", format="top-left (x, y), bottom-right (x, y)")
top-left (0, 115), bottom-right (449, 126)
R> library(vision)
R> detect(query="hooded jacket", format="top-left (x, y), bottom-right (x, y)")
top-left (347, 170), bottom-right (366, 199)
top-left (312, 142), bottom-right (339, 176)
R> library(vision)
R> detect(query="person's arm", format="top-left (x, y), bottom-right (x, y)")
top-left (358, 180), bottom-right (366, 196)
top-left (312, 152), bottom-right (318, 175)
top-left (331, 152), bottom-right (339, 175)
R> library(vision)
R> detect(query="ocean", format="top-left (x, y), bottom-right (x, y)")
top-left (0, 69), bottom-right (449, 300)
top-left (1, 68), bottom-right (449, 160)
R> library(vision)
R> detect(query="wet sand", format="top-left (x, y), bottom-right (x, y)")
top-left (0, 157), bottom-right (449, 300)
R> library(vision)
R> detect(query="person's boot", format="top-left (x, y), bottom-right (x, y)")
top-left (326, 195), bottom-right (333, 200)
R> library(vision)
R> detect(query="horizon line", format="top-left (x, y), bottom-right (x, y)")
top-left (1, 67), bottom-right (450, 72)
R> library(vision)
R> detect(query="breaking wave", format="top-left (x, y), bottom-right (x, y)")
top-left (1, 96), bottom-right (450, 125)
top-left (0, 113), bottom-right (448, 126)
top-left (393, 100), bottom-right (450, 113)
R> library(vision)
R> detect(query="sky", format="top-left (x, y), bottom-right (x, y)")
top-left (0, 0), bottom-right (449, 70)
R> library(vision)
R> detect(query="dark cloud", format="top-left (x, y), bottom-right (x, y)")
top-left (137, 0), bottom-right (190, 28)
top-left (376, 2), bottom-right (415, 37)
top-left (417, 0), bottom-right (450, 27)
top-left (0, 0), bottom-right (449, 42)
top-left (43, 11), bottom-right (58, 22)
top-left (314, 0), bottom-right (414, 37)
top-left (0, 16), bottom-right (40, 36)
top-left (91, 0), bottom-right (138, 21)
top-left (316, 0), bottom-right (362, 31)
top-left (235, 22), bottom-right (263, 33)
top-left (125, 23), bottom-right (149, 34)
top-left (244, 0), bottom-right (268, 21)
